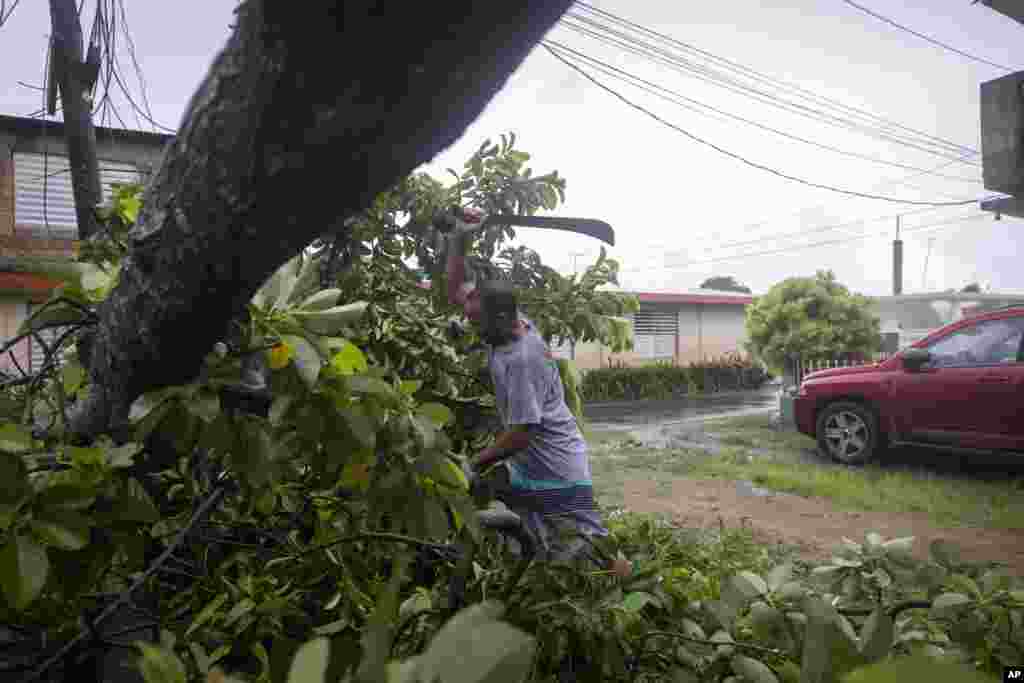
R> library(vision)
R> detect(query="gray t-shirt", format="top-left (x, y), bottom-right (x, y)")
top-left (488, 318), bottom-right (607, 542)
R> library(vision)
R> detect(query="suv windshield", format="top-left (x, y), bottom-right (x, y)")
top-left (925, 317), bottom-right (1024, 367)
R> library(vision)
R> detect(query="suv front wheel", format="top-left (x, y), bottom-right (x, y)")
top-left (815, 401), bottom-right (880, 465)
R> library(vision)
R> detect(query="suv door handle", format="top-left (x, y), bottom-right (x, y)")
top-left (979, 375), bottom-right (1011, 383)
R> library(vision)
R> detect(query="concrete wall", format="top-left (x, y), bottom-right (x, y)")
top-left (678, 303), bottom-right (748, 362)
top-left (565, 302), bottom-right (750, 370)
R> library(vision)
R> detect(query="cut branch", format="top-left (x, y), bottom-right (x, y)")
top-left (70, 0), bottom-right (574, 438)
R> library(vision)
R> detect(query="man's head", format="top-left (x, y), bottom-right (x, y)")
top-left (476, 279), bottom-right (520, 346)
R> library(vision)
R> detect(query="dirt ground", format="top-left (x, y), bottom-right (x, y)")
top-left (619, 476), bottom-right (1024, 575)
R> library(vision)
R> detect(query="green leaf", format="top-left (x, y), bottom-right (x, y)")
top-left (107, 442), bottom-right (142, 468)
top-left (800, 598), bottom-right (831, 683)
top-left (355, 554), bottom-right (408, 683)
top-left (415, 601), bottom-right (536, 683)
top-left (116, 477), bottom-right (160, 523)
top-left (0, 422), bottom-right (33, 454)
top-left (17, 299), bottom-right (88, 336)
top-left (287, 638), bottom-right (330, 683)
top-left (37, 483), bottom-right (95, 511)
top-left (881, 536), bottom-right (914, 554)
top-left (670, 667), bottom-right (700, 683)
top-left (329, 341), bottom-right (368, 375)
top-left (732, 655), bottom-right (779, 683)
top-left (733, 570), bottom-right (768, 598)
top-left (269, 395), bottom-right (294, 426)
top-left (30, 510), bottom-right (90, 551)
top-left (61, 361), bottom-right (86, 395)
top-left (399, 379), bottom-right (423, 396)
top-left (346, 375), bottom-right (393, 397)
top-left (750, 603), bottom-right (792, 652)
top-left (300, 288), bottom-right (343, 312)
top-left (136, 643), bottom-right (187, 683)
top-left (128, 387), bottom-right (181, 423)
top-left (858, 607), bottom-right (894, 663)
top-left (928, 539), bottom-right (961, 568)
top-left (186, 593), bottom-right (229, 638)
top-left (0, 533), bottom-right (49, 610)
top-left (340, 406), bottom-right (376, 451)
top-left (945, 573), bottom-right (981, 600)
top-left (622, 591), bottom-right (656, 612)
top-left (293, 302), bottom-right (369, 336)
top-left (709, 629), bottom-right (735, 656)
top-left (841, 654), bottom-right (994, 683)
top-left (282, 334), bottom-right (323, 389)
top-left (706, 599), bottom-right (738, 630)
top-left (399, 592), bottom-right (433, 621)
top-left (417, 402), bottom-right (454, 427)
top-left (185, 391), bottom-right (221, 423)
top-left (766, 563), bottom-right (795, 592)
top-left (930, 592), bottom-right (971, 618)
top-left (223, 597), bottom-right (256, 627)
top-left (254, 255), bottom-right (301, 310)
top-left (118, 193), bottom-right (141, 224)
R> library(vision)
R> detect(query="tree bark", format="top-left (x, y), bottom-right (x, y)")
top-left (49, 0), bottom-right (103, 240)
top-left (70, 0), bottom-right (573, 436)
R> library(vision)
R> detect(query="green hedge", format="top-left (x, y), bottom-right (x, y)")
top-left (579, 354), bottom-right (769, 402)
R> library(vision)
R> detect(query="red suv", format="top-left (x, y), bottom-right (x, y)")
top-left (794, 306), bottom-right (1024, 464)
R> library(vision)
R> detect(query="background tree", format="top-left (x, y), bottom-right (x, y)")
top-left (744, 270), bottom-right (881, 374)
top-left (699, 275), bottom-right (752, 294)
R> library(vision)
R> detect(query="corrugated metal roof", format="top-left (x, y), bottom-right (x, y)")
top-left (14, 152), bottom-right (141, 239)
top-left (0, 114), bottom-right (174, 146)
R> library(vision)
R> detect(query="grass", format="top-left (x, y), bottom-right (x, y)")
top-left (586, 415), bottom-right (1024, 531)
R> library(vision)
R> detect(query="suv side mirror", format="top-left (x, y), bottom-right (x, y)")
top-left (901, 347), bottom-right (931, 371)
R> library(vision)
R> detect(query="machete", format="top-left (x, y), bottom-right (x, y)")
top-left (434, 207), bottom-right (615, 246)
top-left (480, 214), bottom-right (614, 246)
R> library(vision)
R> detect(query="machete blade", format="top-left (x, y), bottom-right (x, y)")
top-left (481, 214), bottom-right (615, 246)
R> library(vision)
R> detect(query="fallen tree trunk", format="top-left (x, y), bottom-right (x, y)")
top-left (71, 0), bottom-right (572, 436)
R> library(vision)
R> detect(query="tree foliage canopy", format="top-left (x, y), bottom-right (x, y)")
top-left (744, 270), bottom-right (880, 372)
top-left (699, 276), bottom-right (751, 294)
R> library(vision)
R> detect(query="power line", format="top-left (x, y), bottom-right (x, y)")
top-left (548, 40), bottom-right (983, 185)
top-left (556, 16), bottom-right (982, 167)
top-left (839, 0), bottom-right (1016, 72)
top-left (0, 0), bottom-right (22, 28)
top-left (624, 211), bottom-right (993, 273)
top-left (543, 43), bottom-right (983, 207)
top-left (712, 200), bottom-right (985, 250)
top-left (632, 193), bottom-right (998, 274)
top-left (569, 1), bottom-right (978, 158)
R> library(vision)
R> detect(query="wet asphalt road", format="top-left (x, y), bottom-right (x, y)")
top-left (583, 385), bottom-right (780, 430)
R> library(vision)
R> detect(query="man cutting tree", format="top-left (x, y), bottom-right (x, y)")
top-left (445, 208), bottom-right (629, 574)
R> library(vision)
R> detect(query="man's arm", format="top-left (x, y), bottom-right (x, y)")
top-left (445, 207), bottom-right (484, 307)
top-left (446, 229), bottom-right (472, 307)
top-left (474, 425), bottom-right (532, 471)
top-left (474, 353), bottom-right (544, 472)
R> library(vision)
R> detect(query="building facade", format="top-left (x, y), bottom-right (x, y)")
top-left (553, 289), bottom-right (754, 369)
top-left (0, 115), bottom-right (172, 373)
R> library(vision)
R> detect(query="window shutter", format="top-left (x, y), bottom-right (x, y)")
top-left (632, 306), bottom-right (677, 359)
top-left (14, 153), bottom-right (140, 238)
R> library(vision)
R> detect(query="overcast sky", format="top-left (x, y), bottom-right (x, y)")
top-left (2, 0), bottom-right (1022, 296)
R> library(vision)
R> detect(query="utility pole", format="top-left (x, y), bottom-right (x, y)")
top-left (47, 0), bottom-right (103, 240)
top-left (892, 215), bottom-right (903, 295)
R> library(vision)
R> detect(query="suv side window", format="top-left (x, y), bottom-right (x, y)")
top-left (925, 317), bottom-right (1024, 368)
